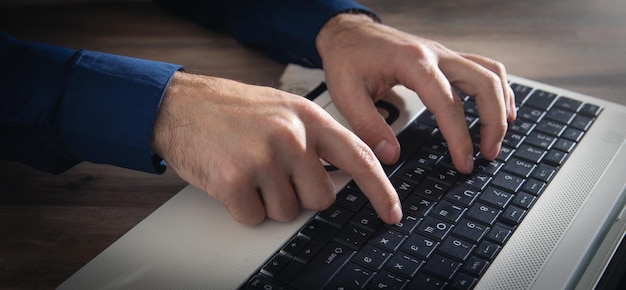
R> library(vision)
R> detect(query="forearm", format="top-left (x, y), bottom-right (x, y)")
top-left (0, 33), bottom-right (182, 174)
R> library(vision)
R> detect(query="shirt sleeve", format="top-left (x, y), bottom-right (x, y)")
top-left (153, 0), bottom-right (379, 68)
top-left (0, 32), bottom-right (182, 174)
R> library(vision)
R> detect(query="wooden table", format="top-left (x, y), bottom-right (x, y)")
top-left (1, 0), bottom-right (625, 288)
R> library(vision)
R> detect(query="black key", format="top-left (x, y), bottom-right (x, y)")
top-left (463, 256), bottom-right (491, 277)
top-left (422, 253), bottom-right (462, 280)
top-left (413, 149), bottom-right (443, 170)
top-left (416, 110), bottom-right (438, 127)
top-left (526, 89), bottom-right (557, 110)
top-left (261, 254), bottom-right (290, 278)
top-left (366, 270), bottom-right (408, 290)
top-left (431, 200), bottom-right (466, 223)
top-left (522, 178), bottom-right (546, 196)
top-left (300, 219), bottom-right (338, 245)
top-left (465, 114), bottom-right (479, 128)
top-left (545, 107), bottom-right (575, 124)
top-left (492, 171), bottom-right (525, 192)
top-left (371, 228), bottom-right (406, 252)
top-left (423, 135), bottom-right (449, 155)
top-left (335, 223), bottom-right (372, 250)
top-left (396, 160), bottom-right (430, 184)
top-left (501, 205), bottom-right (527, 225)
top-left (496, 146), bottom-right (516, 162)
top-left (544, 149), bottom-right (568, 166)
top-left (479, 186), bottom-right (514, 209)
top-left (335, 262), bottom-right (375, 288)
top-left (467, 202), bottom-right (501, 226)
top-left (475, 240), bottom-right (502, 260)
top-left (318, 204), bottom-right (354, 228)
top-left (290, 242), bottom-right (356, 290)
top-left (324, 279), bottom-right (352, 290)
top-left (438, 236), bottom-right (476, 262)
top-left (502, 157), bottom-right (536, 178)
top-left (517, 106), bottom-right (545, 123)
top-left (281, 235), bottom-right (308, 258)
top-left (509, 119), bottom-right (536, 136)
top-left (552, 138), bottom-right (576, 152)
top-left (512, 192), bottom-right (537, 209)
top-left (458, 173), bottom-right (492, 191)
top-left (532, 164), bottom-right (557, 182)
top-left (502, 131), bottom-right (526, 148)
top-left (389, 213), bottom-right (421, 234)
top-left (353, 244), bottom-right (392, 270)
top-left (444, 185), bottom-right (479, 207)
top-left (408, 273), bottom-right (446, 290)
top-left (385, 253), bottom-right (424, 278)
top-left (514, 144), bottom-right (546, 163)
top-left (569, 115), bottom-right (593, 131)
top-left (294, 242), bottom-right (323, 264)
top-left (487, 225), bottom-right (512, 245)
top-left (243, 275), bottom-right (285, 290)
top-left (463, 99), bottom-right (479, 116)
top-left (428, 166), bottom-right (461, 186)
top-left (452, 218), bottom-right (490, 244)
top-left (335, 189), bottom-right (368, 212)
top-left (474, 156), bottom-right (503, 176)
top-left (535, 119), bottom-right (566, 137)
top-left (562, 127), bottom-right (584, 142)
top-left (449, 272), bottom-right (478, 289)
top-left (554, 96), bottom-right (582, 112)
top-left (403, 195), bottom-right (436, 217)
top-left (275, 260), bottom-right (306, 285)
top-left (351, 206), bottom-right (384, 233)
top-left (510, 83), bottom-right (533, 105)
top-left (415, 216), bottom-right (454, 241)
top-left (390, 177), bottom-right (416, 201)
top-left (414, 179), bottom-right (450, 201)
top-left (579, 103), bottom-right (602, 117)
top-left (401, 233), bottom-right (439, 259)
top-left (525, 131), bottom-right (557, 150)
top-left (344, 181), bottom-right (361, 192)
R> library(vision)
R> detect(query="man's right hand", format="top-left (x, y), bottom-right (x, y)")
top-left (151, 72), bottom-right (402, 226)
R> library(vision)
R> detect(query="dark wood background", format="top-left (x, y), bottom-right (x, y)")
top-left (1, 0), bottom-right (625, 288)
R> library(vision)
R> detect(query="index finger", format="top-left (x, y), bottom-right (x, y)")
top-left (440, 55), bottom-right (509, 160)
top-left (315, 121), bottom-right (402, 225)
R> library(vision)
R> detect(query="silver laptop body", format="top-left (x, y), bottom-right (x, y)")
top-left (58, 65), bottom-right (626, 290)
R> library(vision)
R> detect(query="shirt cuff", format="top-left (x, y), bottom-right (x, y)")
top-left (59, 50), bottom-right (182, 174)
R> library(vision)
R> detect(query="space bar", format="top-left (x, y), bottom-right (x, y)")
top-left (290, 241), bottom-right (355, 290)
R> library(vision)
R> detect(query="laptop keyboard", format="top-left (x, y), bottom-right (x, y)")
top-left (241, 83), bottom-right (602, 290)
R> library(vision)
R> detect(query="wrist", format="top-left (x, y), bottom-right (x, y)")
top-left (316, 12), bottom-right (377, 62)
top-left (151, 71), bottom-right (184, 160)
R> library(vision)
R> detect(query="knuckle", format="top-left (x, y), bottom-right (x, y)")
top-left (350, 142), bottom-right (381, 173)
top-left (479, 70), bottom-right (504, 95)
top-left (490, 60), bottom-right (507, 76)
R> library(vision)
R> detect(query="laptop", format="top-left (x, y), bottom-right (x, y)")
top-left (58, 64), bottom-right (626, 289)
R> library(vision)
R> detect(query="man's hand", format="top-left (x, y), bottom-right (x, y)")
top-left (317, 14), bottom-right (516, 174)
top-left (151, 72), bottom-right (402, 225)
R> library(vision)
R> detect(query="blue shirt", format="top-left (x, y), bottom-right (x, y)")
top-left (0, 0), bottom-right (375, 174)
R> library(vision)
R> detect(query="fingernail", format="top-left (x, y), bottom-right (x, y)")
top-left (374, 139), bottom-right (395, 163)
top-left (490, 144), bottom-right (502, 160)
top-left (390, 202), bottom-right (403, 224)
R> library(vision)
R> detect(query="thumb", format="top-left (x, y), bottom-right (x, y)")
top-left (329, 83), bottom-right (400, 165)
